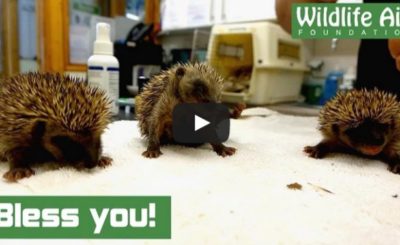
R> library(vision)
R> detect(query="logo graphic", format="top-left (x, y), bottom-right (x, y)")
top-left (0, 196), bottom-right (171, 239)
top-left (292, 4), bottom-right (400, 39)
top-left (173, 103), bottom-right (230, 144)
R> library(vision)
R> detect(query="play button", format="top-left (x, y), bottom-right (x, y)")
top-left (173, 103), bottom-right (230, 144)
top-left (195, 115), bottom-right (210, 131)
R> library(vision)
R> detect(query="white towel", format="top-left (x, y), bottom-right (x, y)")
top-left (1, 108), bottom-right (399, 244)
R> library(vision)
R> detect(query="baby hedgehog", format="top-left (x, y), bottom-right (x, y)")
top-left (0, 72), bottom-right (112, 182)
top-left (304, 88), bottom-right (400, 174)
top-left (136, 63), bottom-right (237, 158)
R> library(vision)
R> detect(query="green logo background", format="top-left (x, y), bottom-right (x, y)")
top-left (292, 3), bottom-right (400, 39)
top-left (0, 196), bottom-right (171, 239)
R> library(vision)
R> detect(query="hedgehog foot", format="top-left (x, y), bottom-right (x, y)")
top-left (212, 144), bottom-right (236, 157)
top-left (304, 145), bottom-right (328, 159)
top-left (230, 103), bottom-right (246, 119)
top-left (142, 149), bottom-right (162, 158)
top-left (98, 156), bottom-right (113, 168)
top-left (388, 163), bottom-right (400, 174)
top-left (3, 167), bottom-right (35, 182)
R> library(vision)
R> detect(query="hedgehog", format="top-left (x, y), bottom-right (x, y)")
top-left (0, 72), bottom-right (113, 182)
top-left (304, 88), bottom-right (400, 174)
top-left (136, 63), bottom-right (238, 158)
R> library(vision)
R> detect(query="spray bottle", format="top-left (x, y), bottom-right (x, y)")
top-left (87, 22), bottom-right (119, 115)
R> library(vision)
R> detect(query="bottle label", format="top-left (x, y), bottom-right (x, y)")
top-left (88, 66), bottom-right (119, 115)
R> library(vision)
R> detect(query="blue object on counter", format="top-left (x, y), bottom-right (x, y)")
top-left (320, 71), bottom-right (343, 105)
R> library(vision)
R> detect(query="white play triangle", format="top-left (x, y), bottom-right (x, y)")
top-left (194, 115), bottom-right (210, 131)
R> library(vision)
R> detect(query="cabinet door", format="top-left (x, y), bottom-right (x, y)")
top-left (161, 0), bottom-right (213, 31)
top-left (186, 0), bottom-right (213, 28)
top-left (1, 0), bottom-right (19, 76)
top-left (222, 0), bottom-right (276, 23)
top-left (161, 0), bottom-right (187, 30)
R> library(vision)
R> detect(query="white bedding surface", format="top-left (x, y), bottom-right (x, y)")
top-left (0, 108), bottom-right (399, 244)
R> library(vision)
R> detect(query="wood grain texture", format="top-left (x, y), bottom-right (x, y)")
top-left (37, 0), bottom-right (87, 72)
top-left (0, 0), bottom-right (3, 78)
top-left (110, 0), bottom-right (125, 17)
top-left (2, 0), bottom-right (19, 77)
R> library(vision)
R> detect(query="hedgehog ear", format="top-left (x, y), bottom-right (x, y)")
top-left (174, 67), bottom-right (186, 98)
top-left (31, 120), bottom-right (46, 142)
top-left (175, 67), bottom-right (185, 80)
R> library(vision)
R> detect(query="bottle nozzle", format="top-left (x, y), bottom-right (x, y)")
top-left (96, 23), bottom-right (111, 42)
top-left (93, 22), bottom-right (113, 55)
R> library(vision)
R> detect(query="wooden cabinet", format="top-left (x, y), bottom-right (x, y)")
top-left (1, 0), bottom-right (19, 77)
top-left (37, 0), bottom-right (125, 73)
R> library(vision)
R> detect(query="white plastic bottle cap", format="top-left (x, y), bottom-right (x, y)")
top-left (93, 23), bottom-right (113, 55)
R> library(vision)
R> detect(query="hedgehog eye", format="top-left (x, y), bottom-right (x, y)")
top-left (331, 124), bottom-right (339, 134)
top-left (191, 79), bottom-right (208, 97)
top-left (31, 121), bottom-right (46, 141)
top-left (344, 128), bottom-right (354, 136)
top-left (51, 136), bottom-right (87, 162)
top-left (348, 122), bottom-right (359, 129)
top-left (51, 136), bottom-right (77, 148)
top-left (79, 129), bottom-right (92, 136)
top-left (377, 123), bottom-right (390, 132)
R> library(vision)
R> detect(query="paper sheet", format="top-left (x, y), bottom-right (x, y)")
top-left (69, 0), bottom-right (100, 64)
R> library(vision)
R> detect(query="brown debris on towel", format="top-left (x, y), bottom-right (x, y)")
top-left (287, 182), bottom-right (302, 190)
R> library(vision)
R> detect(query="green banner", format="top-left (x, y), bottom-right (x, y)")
top-left (292, 3), bottom-right (400, 39)
top-left (0, 196), bottom-right (171, 239)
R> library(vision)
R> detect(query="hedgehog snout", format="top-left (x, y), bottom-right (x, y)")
top-left (85, 142), bottom-right (102, 168)
top-left (84, 160), bottom-right (97, 169)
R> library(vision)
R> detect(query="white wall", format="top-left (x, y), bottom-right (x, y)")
top-left (160, 33), bottom-right (194, 55)
top-left (19, 59), bottom-right (38, 73)
top-left (311, 39), bottom-right (360, 75)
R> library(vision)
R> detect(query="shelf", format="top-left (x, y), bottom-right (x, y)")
top-left (158, 25), bottom-right (212, 36)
